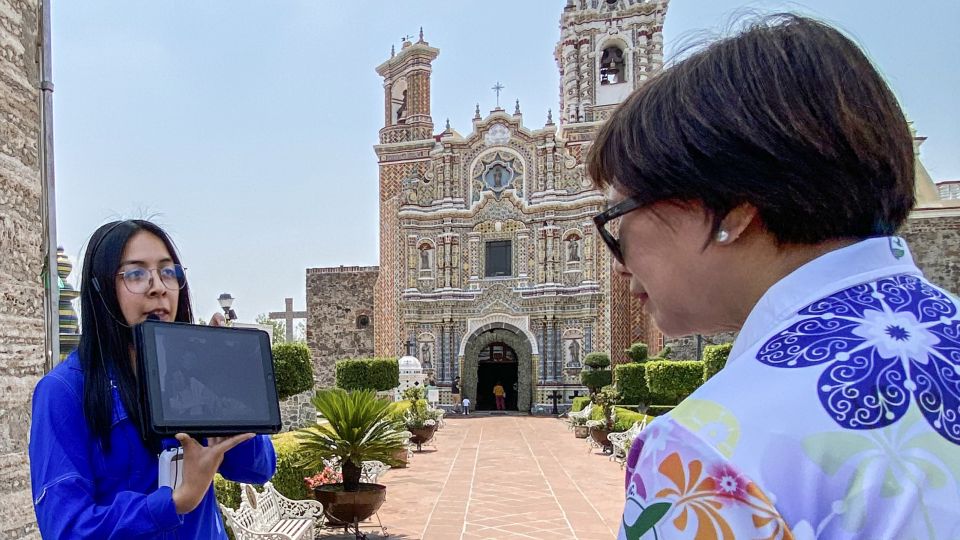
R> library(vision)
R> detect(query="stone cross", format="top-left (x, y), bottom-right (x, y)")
top-left (268, 297), bottom-right (307, 343)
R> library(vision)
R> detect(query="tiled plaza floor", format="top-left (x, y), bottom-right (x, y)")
top-left (320, 415), bottom-right (625, 539)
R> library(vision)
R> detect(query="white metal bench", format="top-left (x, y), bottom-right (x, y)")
top-left (566, 402), bottom-right (594, 430)
top-left (608, 417), bottom-right (648, 467)
top-left (219, 482), bottom-right (322, 540)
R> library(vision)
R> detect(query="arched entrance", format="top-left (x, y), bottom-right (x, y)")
top-left (476, 342), bottom-right (519, 410)
top-left (462, 322), bottom-right (534, 413)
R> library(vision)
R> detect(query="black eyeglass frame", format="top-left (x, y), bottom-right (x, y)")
top-left (592, 196), bottom-right (645, 265)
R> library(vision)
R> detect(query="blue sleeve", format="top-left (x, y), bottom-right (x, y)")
top-left (218, 434), bottom-right (276, 484)
top-left (29, 374), bottom-right (183, 539)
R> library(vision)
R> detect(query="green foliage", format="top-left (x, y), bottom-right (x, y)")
top-left (402, 385), bottom-right (426, 401)
top-left (402, 398), bottom-right (442, 429)
top-left (583, 352), bottom-right (611, 369)
top-left (570, 396), bottom-right (591, 413)
top-left (272, 342), bottom-right (314, 400)
top-left (645, 360), bottom-right (705, 404)
top-left (334, 358), bottom-right (400, 391)
top-left (296, 389), bottom-right (407, 479)
top-left (625, 342), bottom-right (649, 363)
top-left (702, 343), bottom-right (733, 382)
top-left (658, 345), bottom-right (672, 359)
top-left (589, 385), bottom-right (620, 429)
top-left (580, 369), bottom-right (613, 394)
top-left (256, 313), bottom-right (287, 345)
top-left (614, 363), bottom-right (651, 405)
top-left (214, 431), bottom-right (313, 512)
top-left (387, 398), bottom-right (427, 424)
top-left (612, 408), bottom-right (653, 432)
top-left (645, 405), bottom-right (676, 417)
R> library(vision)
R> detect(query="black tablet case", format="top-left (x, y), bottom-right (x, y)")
top-left (135, 320), bottom-right (282, 437)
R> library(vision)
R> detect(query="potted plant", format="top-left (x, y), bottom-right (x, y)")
top-left (400, 386), bottom-right (439, 451)
top-left (571, 415), bottom-right (590, 439)
top-left (588, 385), bottom-right (620, 453)
top-left (296, 388), bottom-right (407, 526)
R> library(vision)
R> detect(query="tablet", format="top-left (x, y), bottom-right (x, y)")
top-left (134, 319), bottom-right (282, 437)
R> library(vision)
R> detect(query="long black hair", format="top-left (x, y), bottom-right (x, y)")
top-left (78, 220), bottom-right (194, 453)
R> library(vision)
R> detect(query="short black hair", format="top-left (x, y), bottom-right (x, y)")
top-left (588, 14), bottom-right (914, 244)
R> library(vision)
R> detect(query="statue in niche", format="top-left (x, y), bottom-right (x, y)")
top-left (492, 167), bottom-right (503, 188)
top-left (566, 338), bottom-right (582, 368)
top-left (420, 343), bottom-right (433, 370)
top-left (419, 245), bottom-right (433, 272)
top-left (568, 237), bottom-right (581, 262)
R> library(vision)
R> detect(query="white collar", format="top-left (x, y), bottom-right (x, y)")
top-left (730, 236), bottom-right (923, 362)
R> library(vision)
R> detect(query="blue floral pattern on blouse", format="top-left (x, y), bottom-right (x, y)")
top-left (758, 274), bottom-right (960, 445)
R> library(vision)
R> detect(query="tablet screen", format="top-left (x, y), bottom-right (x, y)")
top-left (137, 321), bottom-right (280, 434)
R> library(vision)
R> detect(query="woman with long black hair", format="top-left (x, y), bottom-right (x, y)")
top-left (30, 220), bottom-right (276, 538)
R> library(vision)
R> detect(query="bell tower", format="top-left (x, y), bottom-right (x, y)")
top-left (555, 0), bottom-right (668, 124)
top-left (376, 29), bottom-right (439, 144)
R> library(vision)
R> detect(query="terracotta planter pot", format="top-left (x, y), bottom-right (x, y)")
top-left (408, 425), bottom-right (437, 451)
top-left (573, 425), bottom-right (589, 438)
top-left (590, 426), bottom-right (613, 452)
top-left (313, 483), bottom-right (386, 525)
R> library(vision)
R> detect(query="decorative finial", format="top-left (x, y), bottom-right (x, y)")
top-left (474, 103), bottom-right (481, 120)
top-left (402, 33), bottom-right (413, 42)
top-left (391, 44), bottom-right (395, 57)
top-left (547, 108), bottom-right (553, 124)
top-left (419, 27), bottom-right (424, 42)
top-left (514, 99), bottom-right (521, 115)
top-left (492, 81), bottom-right (505, 108)
top-left (445, 118), bottom-right (451, 131)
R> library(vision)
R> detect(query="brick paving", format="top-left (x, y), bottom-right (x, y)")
top-left (320, 415), bottom-right (625, 539)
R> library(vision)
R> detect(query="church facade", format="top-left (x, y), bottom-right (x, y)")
top-left (369, 0), bottom-right (669, 411)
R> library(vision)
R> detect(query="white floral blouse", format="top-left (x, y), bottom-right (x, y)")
top-left (619, 237), bottom-right (960, 540)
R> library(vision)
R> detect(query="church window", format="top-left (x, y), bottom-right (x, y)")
top-left (356, 314), bottom-right (370, 330)
top-left (600, 46), bottom-right (625, 85)
top-left (485, 240), bottom-right (512, 277)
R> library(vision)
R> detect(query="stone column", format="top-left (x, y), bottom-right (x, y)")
top-left (451, 235), bottom-right (461, 289)
top-left (407, 235), bottom-right (418, 289)
top-left (468, 232), bottom-right (481, 287)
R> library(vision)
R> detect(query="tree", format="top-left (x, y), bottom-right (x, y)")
top-left (256, 313), bottom-right (286, 345)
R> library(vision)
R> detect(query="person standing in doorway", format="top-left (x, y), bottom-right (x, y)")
top-left (450, 377), bottom-right (461, 413)
top-left (493, 381), bottom-right (506, 411)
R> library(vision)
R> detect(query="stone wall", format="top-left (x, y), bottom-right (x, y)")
top-left (279, 389), bottom-right (315, 432)
top-left (0, 0), bottom-right (43, 537)
top-left (900, 211), bottom-right (960, 293)
top-left (305, 266), bottom-right (378, 387)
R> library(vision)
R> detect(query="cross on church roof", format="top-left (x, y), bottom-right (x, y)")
top-left (401, 34), bottom-right (413, 42)
top-left (268, 297), bottom-right (308, 342)
top-left (492, 81), bottom-right (504, 108)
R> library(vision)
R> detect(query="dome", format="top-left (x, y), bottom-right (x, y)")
top-left (398, 355), bottom-right (422, 371)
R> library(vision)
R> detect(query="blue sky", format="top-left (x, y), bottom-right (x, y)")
top-left (52, 1), bottom-right (959, 326)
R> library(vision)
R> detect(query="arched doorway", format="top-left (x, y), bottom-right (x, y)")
top-left (476, 342), bottom-right (519, 410)
top-left (462, 323), bottom-right (534, 413)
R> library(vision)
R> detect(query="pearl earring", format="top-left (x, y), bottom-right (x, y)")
top-left (716, 230), bottom-right (730, 243)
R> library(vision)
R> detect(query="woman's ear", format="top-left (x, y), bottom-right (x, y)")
top-left (716, 203), bottom-right (759, 244)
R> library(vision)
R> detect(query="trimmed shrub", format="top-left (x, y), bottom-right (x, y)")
top-left (645, 360), bottom-right (705, 404)
top-left (335, 357), bottom-right (400, 391)
top-left (273, 343), bottom-right (314, 400)
top-left (571, 396), bottom-right (591, 413)
top-left (587, 406), bottom-right (653, 432)
top-left (580, 369), bottom-right (612, 394)
top-left (646, 405), bottom-right (676, 417)
top-left (583, 352), bottom-right (611, 369)
top-left (702, 343), bottom-right (733, 382)
top-left (614, 363), bottom-right (651, 406)
top-left (213, 431), bottom-right (314, 511)
top-left (625, 342), bottom-right (649, 363)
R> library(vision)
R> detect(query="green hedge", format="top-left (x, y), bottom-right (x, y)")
top-left (273, 343), bottom-right (314, 400)
top-left (583, 352), bottom-right (611, 369)
top-left (702, 343), bottom-right (733, 382)
top-left (214, 431), bottom-right (316, 511)
top-left (588, 406), bottom-right (653, 432)
top-left (645, 360), bottom-right (705, 404)
top-left (614, 363), bottom-right (651, 405)
top-left (571, 396), bottom-right (591, 413)
top-left (335, 357), bottom-right (399, 391)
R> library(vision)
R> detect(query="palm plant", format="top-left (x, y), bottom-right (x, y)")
top-left (296, 388), bottom-right (407, 491)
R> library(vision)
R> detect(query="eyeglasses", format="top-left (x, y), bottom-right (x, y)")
top-left (115, 264), bottom-right (187, 294)
top-left (592, 196), bottom-right (645, 265)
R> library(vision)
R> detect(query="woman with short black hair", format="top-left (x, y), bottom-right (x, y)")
top-left (591, 15), bottom-right (960, 539)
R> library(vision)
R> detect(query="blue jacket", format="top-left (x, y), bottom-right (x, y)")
top-left (29, 352), bottom-right (277, 539)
